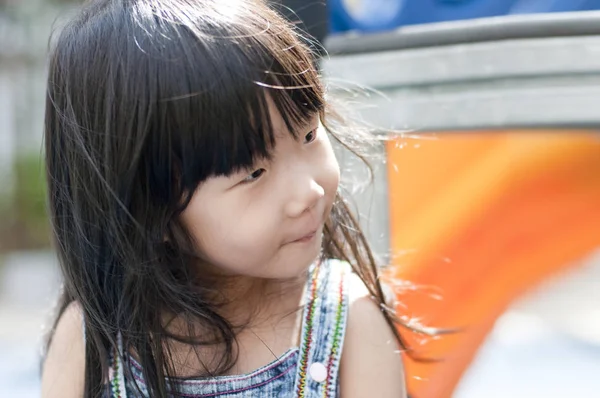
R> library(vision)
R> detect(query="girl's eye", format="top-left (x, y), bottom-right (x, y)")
top-left (304, 128), bottom-right (318, 144)
top-left (242, 168), bottom-right (265, 183)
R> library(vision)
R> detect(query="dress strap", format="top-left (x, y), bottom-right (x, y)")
top-left (294, 259), bottom-right (350, 397)
top-left (107, 333), bottom-right (128, 398)
top-left (84, 315), bottom-right (128, 397)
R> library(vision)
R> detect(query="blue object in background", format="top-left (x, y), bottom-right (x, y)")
top-left (405, 0), bottom-right (518, 25)
top-left (510, 0), bottom-right (600, 13)
top-left (329, 0), bottom-right (518, 33)
top-left (329, 0), bottom-right (600, 34)
top-left (329, 0), bottom-right (408, 33)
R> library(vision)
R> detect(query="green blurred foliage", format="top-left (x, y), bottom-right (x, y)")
top-left (0, 153), bottom-right (50, 253)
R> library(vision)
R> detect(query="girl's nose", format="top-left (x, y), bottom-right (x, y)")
top-left (285, 178), bottom-right (325, 218)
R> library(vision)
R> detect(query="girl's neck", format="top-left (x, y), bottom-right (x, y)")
top-left (159, 273), bottom-right (308, 377)
top-left (225, 275), bottom-right (307, 375)
top-left (221, 273), bottom-right (307, 328)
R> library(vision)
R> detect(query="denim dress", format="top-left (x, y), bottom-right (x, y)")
top-left (106, 259), bottom-right (351, 397)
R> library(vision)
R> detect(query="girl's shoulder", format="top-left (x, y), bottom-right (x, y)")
top-left (337, 263), bottom-right (408, 398)
top-left (41, 301), bottom-right (85, 398)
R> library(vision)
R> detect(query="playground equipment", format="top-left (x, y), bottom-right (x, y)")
top-left (385, 131), bottom-right (600, 397)
top-left (325, 12), bottom-right (600, 397)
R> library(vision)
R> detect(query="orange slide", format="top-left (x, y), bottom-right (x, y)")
top-left (384, 131), bottom-right (600, 398)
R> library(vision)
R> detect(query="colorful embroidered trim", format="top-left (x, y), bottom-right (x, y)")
top-left (296, 263), bottom-right (322, 397)
top-left (322, 266), bottom-right (346, 397)
top-left (110, 346), bottom-right (123, 398)
top-left (109, 333), bottom-right (127, 398)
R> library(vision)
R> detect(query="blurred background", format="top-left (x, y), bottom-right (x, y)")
top-left (2, 0), bottom-right (600, 397)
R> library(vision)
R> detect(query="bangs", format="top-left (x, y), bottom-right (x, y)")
top-left (134, 0), bottom-right (325, 204)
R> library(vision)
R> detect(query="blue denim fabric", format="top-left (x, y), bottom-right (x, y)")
top-left (108, 259), bottom-right (350, 398)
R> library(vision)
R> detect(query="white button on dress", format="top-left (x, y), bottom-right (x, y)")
top-left (309, 362), bottom-right (328, 383)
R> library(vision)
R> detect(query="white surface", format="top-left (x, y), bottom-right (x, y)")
top-left (456, 312), bottom-right (600, 398)
top-left (456, 250), bottom-right (600, 397)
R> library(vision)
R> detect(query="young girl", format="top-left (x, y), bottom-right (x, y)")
top-left (41, 0), bottom-right (408, 396)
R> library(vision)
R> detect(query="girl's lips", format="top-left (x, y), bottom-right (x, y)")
top-left (292, 231), bottom-right (316, 243)
top-left (287, 228), bottom-right (318, 244)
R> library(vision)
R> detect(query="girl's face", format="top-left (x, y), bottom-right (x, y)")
top-left (180, 105), bottom-right (340, 279)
